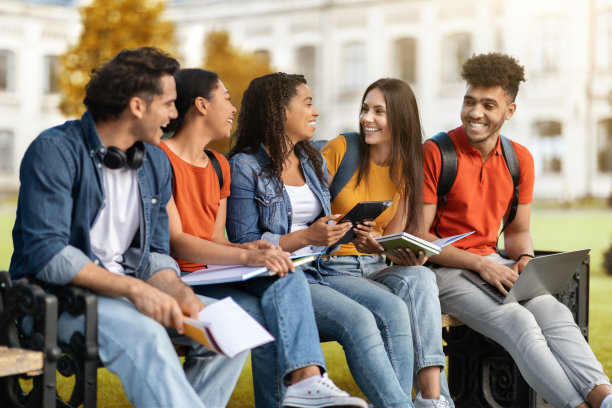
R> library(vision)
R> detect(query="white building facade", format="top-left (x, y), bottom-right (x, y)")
top-left (2, 0), bottom-right (612, 201)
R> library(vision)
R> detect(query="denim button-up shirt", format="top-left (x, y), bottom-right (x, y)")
top-left (10, 111), bottom-right (179, 285)
top-left (227, 144), bottom-right (341, 283)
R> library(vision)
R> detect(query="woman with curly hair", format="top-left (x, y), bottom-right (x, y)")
top-left (321, 78), bottom-right (451, 407)
top-left (161, 68), bottom-right (366, 408)
top-left (227, 72), bottom-right (420, 408)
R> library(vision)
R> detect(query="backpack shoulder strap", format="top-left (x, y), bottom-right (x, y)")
top-left (329, 132), bottom-right (360, 202)
top-left (205, 149), bottom-right (224, 190)
top-left (499, 135), bottom-right (520, 233)
top-left (429, 132), bottom-right (457, 238)
top-left (430, 132), bottom-right (457, 200)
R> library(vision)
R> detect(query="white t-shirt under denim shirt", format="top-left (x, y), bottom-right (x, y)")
top-left (90, 166), bottom-right (141, 275)
top-left (285, 183), bottom-right (322, 257)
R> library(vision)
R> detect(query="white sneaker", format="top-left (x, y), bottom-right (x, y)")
top-left (414, 393), bottom-right (451, 408)
top-left (282, 373), bottom-right (368, 408)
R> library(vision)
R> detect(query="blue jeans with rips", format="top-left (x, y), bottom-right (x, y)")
top-left (58, 294), bottom-right (247, 408)
top-left (324, 255), bottom-right (453, 407)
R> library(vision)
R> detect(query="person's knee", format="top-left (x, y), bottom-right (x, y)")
top-left (317, 306), bottom-right (380, 345)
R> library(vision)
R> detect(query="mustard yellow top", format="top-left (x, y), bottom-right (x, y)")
top-left (321, 135), bottom-right (400, 256)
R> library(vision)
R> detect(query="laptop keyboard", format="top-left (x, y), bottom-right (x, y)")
top-left (481, 281), bottom-right (507, 302)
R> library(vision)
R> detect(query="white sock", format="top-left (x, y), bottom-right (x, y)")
top-left (601, 394), bottom-right (612, 408)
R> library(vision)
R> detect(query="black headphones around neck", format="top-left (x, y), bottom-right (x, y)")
top-left (102, 142), bottom-right (146, 170)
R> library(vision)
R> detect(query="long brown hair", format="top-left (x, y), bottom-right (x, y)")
top-left (355, 78), bottom-right (424, 233)
top-left (228, 72), bottom-right (326, 191)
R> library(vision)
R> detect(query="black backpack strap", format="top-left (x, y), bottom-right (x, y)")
top-left (429, 132), bottom-right (457, 238)
top-left (499, 135), bottom-right (520, 234)
top-left (328, 132), bottom-right (360, 202)
top-left (205, 149), bottom-right (224, 190)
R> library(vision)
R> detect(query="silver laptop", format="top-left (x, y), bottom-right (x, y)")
top-left (461, 249), bottom-right (590, 304)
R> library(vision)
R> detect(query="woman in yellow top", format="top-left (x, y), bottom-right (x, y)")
top-left (321, 78), bottom-right (452, 407)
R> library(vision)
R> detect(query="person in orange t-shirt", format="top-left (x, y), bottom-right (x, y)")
top-left (161, 68), bottom-right (366, 408)
top-left (420, 52), bottom-right (612, 408)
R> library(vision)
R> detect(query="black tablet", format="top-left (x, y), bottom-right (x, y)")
top-left (334, 201), bottom-right (393, 245)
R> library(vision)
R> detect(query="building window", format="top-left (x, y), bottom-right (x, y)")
top-left (441, 33), bottom-right (471, 84)
top-left (342, 42), bottom-right (365, 91)
top-left (0, 130), bottom-right (13, 173)
top-left (394, 37), bottom-right (416, 84)
top-left (532, 120), bottom-right (563, 175)
top-left (596, 11), bottom-right (612, 70)
top-left (597, 118), bottom-right (612, 173)
top-left (531, 17), bottom-right (566, 76)
top-left (296, 46), bottom-right (316, 91)
top-left (0, 50), bottom-right (16, 92)
top-left (43, 55), bottom-right (60, 94)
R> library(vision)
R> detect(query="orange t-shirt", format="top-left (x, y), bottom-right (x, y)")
top-left (422, 126), bottom-right (534, 255)
top-left (159, 141), bottom-right (231, 272)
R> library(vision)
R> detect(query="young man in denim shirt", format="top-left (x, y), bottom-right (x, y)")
top-left (9, 47), bottom-right (249, 407)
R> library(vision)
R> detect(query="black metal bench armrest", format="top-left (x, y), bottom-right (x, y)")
top-left (0, 271), bottom-right (60, 408)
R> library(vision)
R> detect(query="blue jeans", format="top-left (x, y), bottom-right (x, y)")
top-left (313, 274), bottom-right (415, 408)
top-left (433, 253), bottom-right (611, 408)
top-left (58, 295), bottom-right (247, 408)
top-left (195, 269), bottom-right (326, 408)
top-left (324, 255), bottom-right (453, 406)
top-left (242, 272), bottom-right (415, 408)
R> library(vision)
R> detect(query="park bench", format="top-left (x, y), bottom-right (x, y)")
top-left (0, 250), bottom-right (589, 407)
top-left (0, 272), bottom-right (59, 408)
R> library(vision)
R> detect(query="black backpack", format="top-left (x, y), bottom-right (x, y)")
top-left (430, 131), bottom-right (520, 239)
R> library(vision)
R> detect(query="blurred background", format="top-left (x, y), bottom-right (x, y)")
top-left (1, 1), bottom-right (612, 405)
top-left (1, 0), bottom-right (612, 202)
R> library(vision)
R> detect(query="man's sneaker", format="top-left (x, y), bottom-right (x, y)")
top-left (414, 393), bottom-right (451, 408)
top-left (282, 373), bottom-right (368, 408)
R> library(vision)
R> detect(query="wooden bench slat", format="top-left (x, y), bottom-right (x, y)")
top-left (0, 346), bottom-right (44, 377)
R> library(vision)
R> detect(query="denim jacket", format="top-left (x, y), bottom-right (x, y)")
top-left (9, 111), bottom-right (179, 285)
top-left (227, 144), bottom-right (342, 283)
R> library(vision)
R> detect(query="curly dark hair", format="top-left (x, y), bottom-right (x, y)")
top-left (84, 47), bottom-right (180, 122)
top-left (228, 72), bottom-right (326, 192)
top-left (356, 78), bottom-right (424, 233)
top-left (461, 52), bottom-right (526, 101)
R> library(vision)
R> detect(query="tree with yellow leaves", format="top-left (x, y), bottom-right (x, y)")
top-left (58, 0), bottom-right (176, 118)
top-left (203, 31), bottom-right (275, 153)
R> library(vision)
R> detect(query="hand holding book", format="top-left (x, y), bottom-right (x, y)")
top-left (375, 231), bottom-right (475, 257)
top-left (182, 297), bottom-right (274, 358)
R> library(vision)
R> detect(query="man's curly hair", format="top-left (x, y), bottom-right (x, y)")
top-left (461, 52), bottom-right (526, 101)
top-left (228, 72), bottom-right (326, 192)
top-left (84, 47), bottom-right (179, 121)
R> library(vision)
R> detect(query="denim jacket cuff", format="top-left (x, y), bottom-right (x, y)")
top-left (36, 245), bottom-right (91, 285)
top-left (261, 231), bottom-right (281, 246)
top-left (141, 252), bottom-right (180, 281)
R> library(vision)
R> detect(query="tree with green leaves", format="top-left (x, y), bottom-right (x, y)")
top-left (203, 30), bottom-right (275, 153)
top-left (58, 0), bottom-right (176, 118)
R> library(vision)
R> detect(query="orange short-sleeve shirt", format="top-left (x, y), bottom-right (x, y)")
top-left (422, 126), bottom-right (534, 255)
top-left (159, 141), bottom-right (230, 272)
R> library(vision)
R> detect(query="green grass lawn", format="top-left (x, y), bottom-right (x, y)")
top-left (2, 206), bottom-right (612, 407)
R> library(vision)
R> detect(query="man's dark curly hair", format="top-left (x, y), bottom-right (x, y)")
top-left (228, 72), bottom-right (326, 192)
top-left (84, 47), bottom-right (180, 122)
top-left (461, 52), bottom-right (526, 101)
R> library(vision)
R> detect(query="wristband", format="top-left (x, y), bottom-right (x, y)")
top-left (517, 253), bottom-right (534, 261)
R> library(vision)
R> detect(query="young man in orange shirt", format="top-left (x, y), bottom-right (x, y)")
top-left (421, 52), bottom-right (612, 408)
